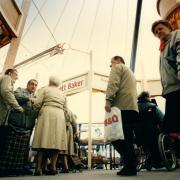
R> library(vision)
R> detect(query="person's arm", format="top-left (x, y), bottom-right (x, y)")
top-left (71, 113), bottom-right (77, 135)
top-left (175, 42), bottom-right (180, 78)
top-left (172, 31), bottom-right (180, 78)
top-left (32, 88), bottom-right (45, 111)
top-left (105, 65), bottom-right (121, 112)
top-left (14, 87), bottom-right (29, 104)
top-left (155, 106), bottom-right (164, 129)
top-left (63, 96), bottom-right (68, 115)
top-left (1, 76), bottom-right (23, 111)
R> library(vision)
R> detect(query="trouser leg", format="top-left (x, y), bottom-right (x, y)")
top-left (112, 139), bottom-right (136, 168)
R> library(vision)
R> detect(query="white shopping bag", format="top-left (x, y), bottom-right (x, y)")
top-left (104, 107), bottom-right (124, 143)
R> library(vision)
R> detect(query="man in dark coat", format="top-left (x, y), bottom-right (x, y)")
top-left (136, 91), bottom-right (164, 168)
top-left (11, 79), bottom-right (38, 131)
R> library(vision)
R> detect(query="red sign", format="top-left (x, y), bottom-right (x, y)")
top-left (60, 80), bottom-right (84, 91)
top-left (59, 73), bottom-right (88, 95)
top-left (104, 114), bottom-right (119, 126)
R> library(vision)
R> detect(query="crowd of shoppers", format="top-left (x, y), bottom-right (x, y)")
top-left (0, 18), bottom-right (180, 178)
top-left (0, 70), bottom-right (78, 176)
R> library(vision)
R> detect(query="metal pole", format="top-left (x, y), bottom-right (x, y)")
top-left (88, 50), bottom-right (93, 169)
top-left (13, 43), bottom-right (64, 69)
top-left (130, 0), bottom-right (143, 72)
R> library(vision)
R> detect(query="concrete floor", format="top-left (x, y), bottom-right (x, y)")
top-left (2, 169), bottom-right (180, 180)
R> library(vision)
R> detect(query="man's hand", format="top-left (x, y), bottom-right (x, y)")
top-left (29, 97), bottom-right (35, 104)
top-left (15, 106), bottom-right (24, 112)
top-left (105, 100), bottom-right (111, 112)
top-left (177, 70), bottom-right (180, 79)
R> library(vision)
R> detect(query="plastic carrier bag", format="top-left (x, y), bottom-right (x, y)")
top-left (104, 107), bottom-right (124, 143)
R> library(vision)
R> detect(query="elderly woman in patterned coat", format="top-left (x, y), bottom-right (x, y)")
top-left (32, 75), bottom-right (67, 175)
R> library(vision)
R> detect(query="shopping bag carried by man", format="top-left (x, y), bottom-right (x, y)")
top-left (104, 107), bottom-right (124, 143)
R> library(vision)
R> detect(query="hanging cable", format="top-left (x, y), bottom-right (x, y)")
top-left (105, 0), bottom-right (115, 57)
top-left (22, 0), bottom-right (48, 40)
top-left (32, 0), bottom-right (58, 44)
top-left (45, 0), bottom-right (70, 48)
top-left (18, 54), bottom-right (54, 75)
top-left (20, 42), bottom-right (34, 56)
top-left (124, 0), bottom-right (129, 55)
top-left (60, 0), bottom-right (86, 75)
top-left (68, 0), bottom-right (86, 44)
top-left (86, 0), bottom-right (101, 51)
top-left (0, 53), bottom-right (7, 68)
top-left (21, 0), bottom-right (25, 8)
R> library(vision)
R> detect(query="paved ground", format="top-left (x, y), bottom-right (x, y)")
top-left (2, 169), bottom-right (180, 180)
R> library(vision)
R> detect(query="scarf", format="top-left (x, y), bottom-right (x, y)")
top-left (159, 40), bottom-right (167, 52)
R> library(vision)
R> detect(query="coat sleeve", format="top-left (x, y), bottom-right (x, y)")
top-left (65, 108), bottom-right (77, 134)
top-left (14, 87), bottom-right (29, 104)
top-left (33, 88), bottom-right (45, 111)
top-left (71, 113), bottom-right (77, 134)
top-left (0, 76), bottom-right (22, 111)
top-left (106, 65), bottom-right (122, 102)
top-left (63, 96), bottom-right (68, 115)
top-left (155, 106), bottom-right (164, 127)
top-left (170, 30), bottom-right (180, 70)
top-left (174, 34), bottom-right (180, 70)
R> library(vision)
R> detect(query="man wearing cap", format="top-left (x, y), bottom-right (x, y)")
top-left (151, 20), bottom-right (180, 135)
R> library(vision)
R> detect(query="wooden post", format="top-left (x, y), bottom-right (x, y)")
top-left (3, 0), bottom-right (32, 72)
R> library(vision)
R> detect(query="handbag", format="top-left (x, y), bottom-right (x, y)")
top-left (8, 109), bottom-right (27, 128)
top-left (0, 109), bottom-right (11, 152)
top-left (104, 107), bottom-right (124, 143)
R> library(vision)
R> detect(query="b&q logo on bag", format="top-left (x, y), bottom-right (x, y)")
top-left (104, 114), bottom-right (119, 126)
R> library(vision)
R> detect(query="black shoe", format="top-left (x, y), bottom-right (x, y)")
top-left (42, 169), bottom-right (49, 175)
top-left (45, 170), bottom-right (58, 175)
top-left (34, 170), bottom-right (41, 176)
top-left (117, 171), bottom-right (121, 175)
top-left (152, 161), bottom-right (163, 169)
top-left (23, 168), bottom-right (33, 175)
top-left (117, 167), bottom-right (137, 176)
top-left (61, 169), bottom-right (69, 173)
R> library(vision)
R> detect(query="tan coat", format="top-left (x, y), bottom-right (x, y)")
top-left (32, 86), bottom-right (67, 151)
top-left (65, 109), bottom-right (77, 155)
top-left (106, 64), bottom-right (138, 112)
top-left (0, 75), bottom-right (22, 125)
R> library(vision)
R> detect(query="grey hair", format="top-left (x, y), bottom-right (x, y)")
top-left (49, 75), bottom-right (61, 87)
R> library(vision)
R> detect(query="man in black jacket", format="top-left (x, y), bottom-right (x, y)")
top-left (9, 79), bottom-right (38, 175)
